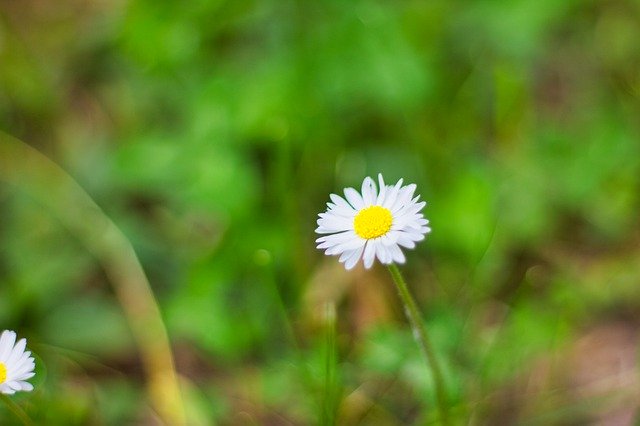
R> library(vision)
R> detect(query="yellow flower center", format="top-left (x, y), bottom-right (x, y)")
top-left (354, 206), bottom-right (393, 239)
top-left (0, 362), bottom-right (6, 384)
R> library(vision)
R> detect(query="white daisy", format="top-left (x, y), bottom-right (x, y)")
top-left (0, 330), bottom-right (35, 395)
top-left (316, 174), bottom-right (431, 270)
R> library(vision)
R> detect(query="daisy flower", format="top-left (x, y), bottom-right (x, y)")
top-left (316, 174), bottom-right (431, 270)
top-left (0, 330), bottom-right (35, 395)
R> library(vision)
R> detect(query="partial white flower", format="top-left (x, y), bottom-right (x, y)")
top-left (316, 174), bottom-right (431, 270)
top-left (0, 330), bottom-right (35, 395)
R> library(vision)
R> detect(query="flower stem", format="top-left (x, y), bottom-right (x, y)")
top-left (0, 395), bottom-right (33, 425)
top-left (387, 263), bottom-right (449, 425)
top-left (321, 302), bottom-right (339, 426)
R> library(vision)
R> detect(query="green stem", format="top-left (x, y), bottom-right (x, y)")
top-left (322, 302), bottom-right (338, 426)
top-left (387, 263), bottom-right (449, 425)
top-left (0, 395), bottom-right (33, 426)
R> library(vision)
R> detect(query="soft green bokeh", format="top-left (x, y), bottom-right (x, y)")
top-left (1, 0), bottom-right (640, 423)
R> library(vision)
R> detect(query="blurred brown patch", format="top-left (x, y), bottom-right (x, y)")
top-left (303, 260), bottom-right (396, 341)
top-left (482, 321), bottom-right (640, 425)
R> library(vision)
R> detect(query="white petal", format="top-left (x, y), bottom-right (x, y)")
top-left (339, 248), bottom-right (357, 262)
top-left (394, 200), bottom-right (426, 218)
top-left (330, 193), bottom-right (357, 213)
top-left (374, 241), bottom-right (391, 264)
top-left (376, 174), bottom-right (387, 205)
top-left (344, 187), bottom-right (365, 210)
top-left (326, 237), bottom-right (365, 255)
top-left (344, 245), bottom-right (365, 270)
top-left (13, 372), bottom-right (35, 381)
top-left (10, 351), bottom-right (32, 373)
top-left (0, 385), bottom-right (15, 395)
top-left (316, 230), bottom-right (356, 247)
top-left (382, 179), bottom-right (403, 209)
top-left (393, 215), bottom-right (427, 232)
top-left (0, 331), bottom-right (16, 362)
top-left (363, 242), bottom-right (376, 269)
top-left (316, 215), bottom-right (353, 234)
top-left (391, 216), bottom-right (411, 231)
top-left (380, 232), bottom-right (399, 246)
top-left (361, 177), bottom-right (377, 206)
top-left (12, 360), bottom-right (35, 379)
top-left (15, 382), bottom-right (33, 392)
top-left (6, 381), bottom-right (22, 391)
top-left (405, 230), bottom-right (426, 242)
top-left (388, 243), bottom-right (406, 263)
top-left (391, 184), bottom-right (417, 214)
top-left (5, 339), bottom-right (26, 368)
top-left (397, 233), bottom-right (417, 249)
top-left (329, 206), bottom-right (358, 218)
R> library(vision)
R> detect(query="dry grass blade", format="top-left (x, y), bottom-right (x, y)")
top-left (0, 133), bottom-right (186, 425)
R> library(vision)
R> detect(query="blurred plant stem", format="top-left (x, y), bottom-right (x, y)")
top-left (387, 264), bottom-right (449, 425)
top-left (321, 302), bottom-right (339, 426)
top-left (0, 395), bottom-right (33, 425)
top-left (0, 134), bottom-right (186, 425)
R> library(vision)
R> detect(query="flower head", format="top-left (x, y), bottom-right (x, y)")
top-left (0, 330), bottom-right (35, 394)
top-left (316, 174), bottom-right (431, 270)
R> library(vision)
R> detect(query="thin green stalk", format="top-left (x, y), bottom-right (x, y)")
top-left (0, 395), bottom-right (33, 426)
top-left (387, 263), bottom-right (449, 425)
top-left (321, 302), bottom-right (338, 426)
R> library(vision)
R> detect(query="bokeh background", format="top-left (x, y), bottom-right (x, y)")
top-left (1, 0), bottom-right (640, 424)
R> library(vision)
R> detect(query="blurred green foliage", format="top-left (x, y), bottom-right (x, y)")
top-left (1, 0), bottom-right (640, 424)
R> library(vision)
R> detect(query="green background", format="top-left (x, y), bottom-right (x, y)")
top-left (1, 0), bottom-right (640, 423)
